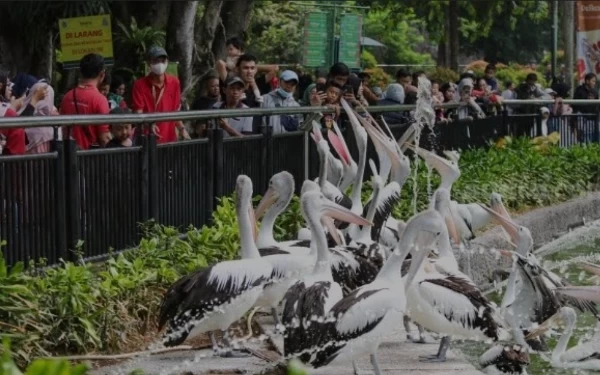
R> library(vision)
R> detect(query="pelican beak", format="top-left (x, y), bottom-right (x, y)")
top-left (525, 313), bottom-right (561, 340)
top-left (255, 187), bottom-right (278, 220)
top-left (556, 285), bottom-right (600, 304)
top-left (478, 204), bottom-right (520, 245)
top-left (310, 121), bottom-right (323, 143)
top-left (582, 262), bottom-right (600, 277)
top-left (361, 115), bottom-right (403, 166)
top-left (322, 216), bottom-right (344, 246)
top-left (442, 204), bottom-right (460, 246)
top-left (249, 205), bottom-right (258, 242)
top-left (490, 194), bottom-right (511, 220)
top-left (320, 199), bottom-right (372, 227)
top-left (327, 128), bottom-right (352, 166)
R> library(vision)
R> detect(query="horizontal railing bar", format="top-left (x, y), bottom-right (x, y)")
top-left (1, 100), bottom-right (598, 129)
top-left (0, 151), bottom-right (58, 162)
top-left (78, 146), bottom-right (143, 156)
top-left (156, 138), bottom-right (210, 149)
top-left (223, 134), bottom-right (264, 142)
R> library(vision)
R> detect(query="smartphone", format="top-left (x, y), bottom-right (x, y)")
top-left (316, 83), bottom-right (326, 92)
top-left (343, 85), bottom-right (354, 95)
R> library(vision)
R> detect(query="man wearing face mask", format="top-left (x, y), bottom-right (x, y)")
top-left (131, 46), bottom-right (190, 143)
top-left (261, 70), bottom-right (302, 134)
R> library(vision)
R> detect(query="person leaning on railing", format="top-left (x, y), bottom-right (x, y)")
top-left (212, 76), bottom-right (253, 137)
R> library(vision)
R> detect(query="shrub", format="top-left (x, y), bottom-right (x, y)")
top-left (364, 67), bottom-right (392, 90)
top-left (426, 67), bottom-right (459, 85)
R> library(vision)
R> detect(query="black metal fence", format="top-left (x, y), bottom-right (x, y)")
top-left (1, 111), bottom-right (600, 267)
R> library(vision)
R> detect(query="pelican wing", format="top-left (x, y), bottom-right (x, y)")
top-left (158, 259), bottom-right (271, 346)
top-left (542, 270), bottom-right (599, 317)
top-left (310, 287), bottom-right (391, 368)
top-left (331, 248), bottom-right (380, 296)
top-left (479, 345), bottom-right (530, 373)
top-left (419, 275), bottom-right (500, 340)
top-left (360, 182), bottom-right (401, 242)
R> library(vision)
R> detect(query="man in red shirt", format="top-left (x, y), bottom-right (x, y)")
top-left (60, 53), bottom-right (111, 149)
top-left (131, 46), bottom-right (190, 143)
top-left (0, 102), bottom-right (26, 155)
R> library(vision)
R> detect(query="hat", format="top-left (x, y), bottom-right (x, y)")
top-left (147, 46), bottom-right (168, 60)
top-left (540, 106), bottom-right (550, 114)
top-left (280, 70), bottom-right (299, 83)
top-left (384, 83), bottom-right (405, 103)
top-left (225, 75), bottom-right (245, 87)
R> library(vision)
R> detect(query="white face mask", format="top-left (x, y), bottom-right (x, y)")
top-left (150, 62), bottom-right (167, 75)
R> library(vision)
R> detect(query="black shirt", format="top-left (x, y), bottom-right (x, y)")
top-left (191, 96), bottom-right (220, 111)
top-left (106, 138), bottom-right (127, 148)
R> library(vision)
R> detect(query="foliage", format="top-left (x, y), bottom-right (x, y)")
top-left (247, 1), bottom-right (305, 64)
top-left (425, 67), bottom-right (459, 85)
top-left (360, 50), bottom-right (378, 69)
top-left (464, 60), bottom-right (547, 87)
top-left (363, 67), bottom-right (392, 89)
top-left (114, 17), bottom-right (166, 76)
top-left (362, 7), bottom-right (433, 66)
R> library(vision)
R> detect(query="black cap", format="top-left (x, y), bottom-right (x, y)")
top-left (225, 75), bottom-right (245, 87)
top-left (147, 46), bottom-right (168, 60)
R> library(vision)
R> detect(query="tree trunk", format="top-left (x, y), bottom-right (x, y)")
top-left (31, 30), bottom-right (54, 81)
top-left (130, 1), bottom-right (172, 29)
top-left (194, 0), bottom-right (225, 77)
top-left (564, 0), bottom-right (575, 88)
top-left (166, 1), bottom-right (199, 96)
top-left (212, 0), bottom-right (255, 61)
top-left (448, 0), bottom-right (460, 72)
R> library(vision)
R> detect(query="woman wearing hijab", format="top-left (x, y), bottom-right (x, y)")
top-left (17, 81), bottom-right (58, 154)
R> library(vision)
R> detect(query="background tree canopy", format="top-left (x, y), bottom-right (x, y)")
top-left (0, 0), bottom-right (558, 99)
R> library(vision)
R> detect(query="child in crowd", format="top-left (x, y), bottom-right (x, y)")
top-left (106, 107), bottom-right (133, 148)
top-left (98, 74), bottom-right (111, 98)
top-left (321, 82), bottom-right (342, 129)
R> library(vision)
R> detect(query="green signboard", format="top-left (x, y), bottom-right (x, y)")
top-left (302, 11), bottom-right (334, 67)
top-left (338, 14), bottom-right (362, 68)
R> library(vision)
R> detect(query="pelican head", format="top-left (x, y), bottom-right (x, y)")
top-left (431, 188), bottom-right (460, 245)
top-left (255, 171), bottom-right (295, 219)
top-left (478, 204), bottom-right (533, 254)
top-left (525, 307), bottom-right (576, 340)
top-left (404, 144), bottom-right (460, 189)
top-left (236, 175), bottom-right (256, 240)
top-left (300, 190), bottom-right (372, 229)
top-left (489, 192), bottom-right (511, 220)
top-left (301, 179), bottom-right (320, 195)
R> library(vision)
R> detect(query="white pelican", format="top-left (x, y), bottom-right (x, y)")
top-left (526, 306), bottom-right (600, 370)
top-left (405, 213), bottom-right (507, 362)
top-left (157, 175), bottom-right (273, 357)
top-left (307, 209), bottom-right (448, 375)
top-left (479, 344), bottom-right (530, 375)
top-left (282, 189), bottom-right (371, 362)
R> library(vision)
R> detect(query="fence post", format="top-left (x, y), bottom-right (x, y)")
top-left (139, 135), bottom-right (150, 222)
top-left (147, 133), bottom-right (159, 221)
top-left (205, 130), bottom-right (216, 225)
top-left (213, 128), bottom-right (224, 208)
top-left (596, 111), bottom-right (600, 143)
top-left (64, 139), bottom-right (80, 262)
top-left (263, 125), bottom-right (274, 191)
top-left (53, 140), bottom-right (68, 261)
top-left (304, 131), bottom-right (309, 182)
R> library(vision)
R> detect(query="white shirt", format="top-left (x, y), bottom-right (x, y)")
top-left (212, 101), bottom-right (253, 137)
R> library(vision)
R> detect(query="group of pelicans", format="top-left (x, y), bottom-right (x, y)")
top-left (156, 98), bottom-right (600, 374)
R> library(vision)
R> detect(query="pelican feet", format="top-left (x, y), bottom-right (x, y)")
top-left (419, 335), bottom-right (450, 363)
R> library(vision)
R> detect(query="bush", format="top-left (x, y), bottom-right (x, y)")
top-left (364, 67), bottom-right (392, 90)
top-left (426, 67), bottom-right (459, 85)
top-left (361, 50), bottom-right (378, 69)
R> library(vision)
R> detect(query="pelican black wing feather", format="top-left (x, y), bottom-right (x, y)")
top-left (423, 276), bottom-right (500, 341)
top-left (282, 281), bottom-right (307, 358)
top-left (541, 271), bottom-right (599, 318)
top-left (370, 187), bottom-right (401, 243)
top-left (259, 247), bottom-right (292, 256)
top-left (481, 346), bottom-right (530, 374)
top-left (310, 288), bottom-right (387, 368)
top-left (332, 253), bottom-right (379, 296)
top-left (159, 265), bottom-right (267, 347)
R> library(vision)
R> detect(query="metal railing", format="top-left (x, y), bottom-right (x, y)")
top-left (1, 101), bottom-right (600, 267)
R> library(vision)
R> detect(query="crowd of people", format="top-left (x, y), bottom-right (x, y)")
top-left (1, 36), bottom-right (599, 155)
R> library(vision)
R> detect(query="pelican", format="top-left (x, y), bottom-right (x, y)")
top-left (157, 175), bottom-right (273, 357)
top-left (404, 210), bottom-right (507, 362)
top-left (479, 344), bottom-right (530, 375)
top-left (308, 209), bottom-right (448, 375)
top-left (526, 306), bottom-right (600, 370)
top-left (281, 190), bottom-right (371, 362)
top-left (328, 119), bottom-right (357, 192)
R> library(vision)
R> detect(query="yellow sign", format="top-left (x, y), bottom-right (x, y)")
top-left (58, 15), bottom-right (113, 69)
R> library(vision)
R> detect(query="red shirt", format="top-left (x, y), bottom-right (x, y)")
top-left (0, 107), bottom-right (26, 155)
top-left (131, 74), bottom-right (181, 144)
top-left (60, 85), bottom-right (110, 150)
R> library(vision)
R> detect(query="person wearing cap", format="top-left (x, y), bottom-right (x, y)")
top-left (260, 70), bottom-right (302, 134)
top-left (59, 53), bottom-right (111, 149)
top-left (131, 46), bottom-right (190, 143)
top-left (212, 76), bottom-right (253, 137)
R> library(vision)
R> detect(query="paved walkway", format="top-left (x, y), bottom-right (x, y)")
top-left (92, 314), bottom-right (484, 375)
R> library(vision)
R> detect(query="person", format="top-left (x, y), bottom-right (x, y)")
top-left (10, 73), bottom-right (38, 99)
top-left (328, 62), bottom-right (350, 87)
top-left (501, 81), bottom-right (517, 114)
top-left (358, 71), bottom-right (379, 105)
top-left (213, 76), bottom-right (253, 137)
top-left (261, 70), bottom-right (302, 134)
top-left (378, 83), bottom-right (410, 125)
top-left (0, 102), bottom-right (26, 155)
top-left (106, 108), bottom-right (134, 148)
top-left (108, 75), bottom-right (128, 109)
top-left (19, 81), bottom-right (57, 154)
top-left (473, 78), bottom-right (502, 116)
top-left (235, 54), bottom-right (262, 108)
top-left (573, 73), bottom-right (598, 113)
top-left (321, 81), bottom-right (343, 129)
top-left (98, 73), bottom-right (111, 98)
top-left (59, 53), bottom-right (111, 150)
top-left (544, 63), bottom-right (553, 83)
top-left (514, 73), bottom-right (549, 115)
top-left (131, 46), bottom-right (190, 143)
top-left (483, 64), bottom-right (499, 93)
top-left (190, 73), bottom-right (222, 138)
top-left (447, 78), bottom-right (485, 120)
top-left (216, 36), bottom-right (279, 86)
